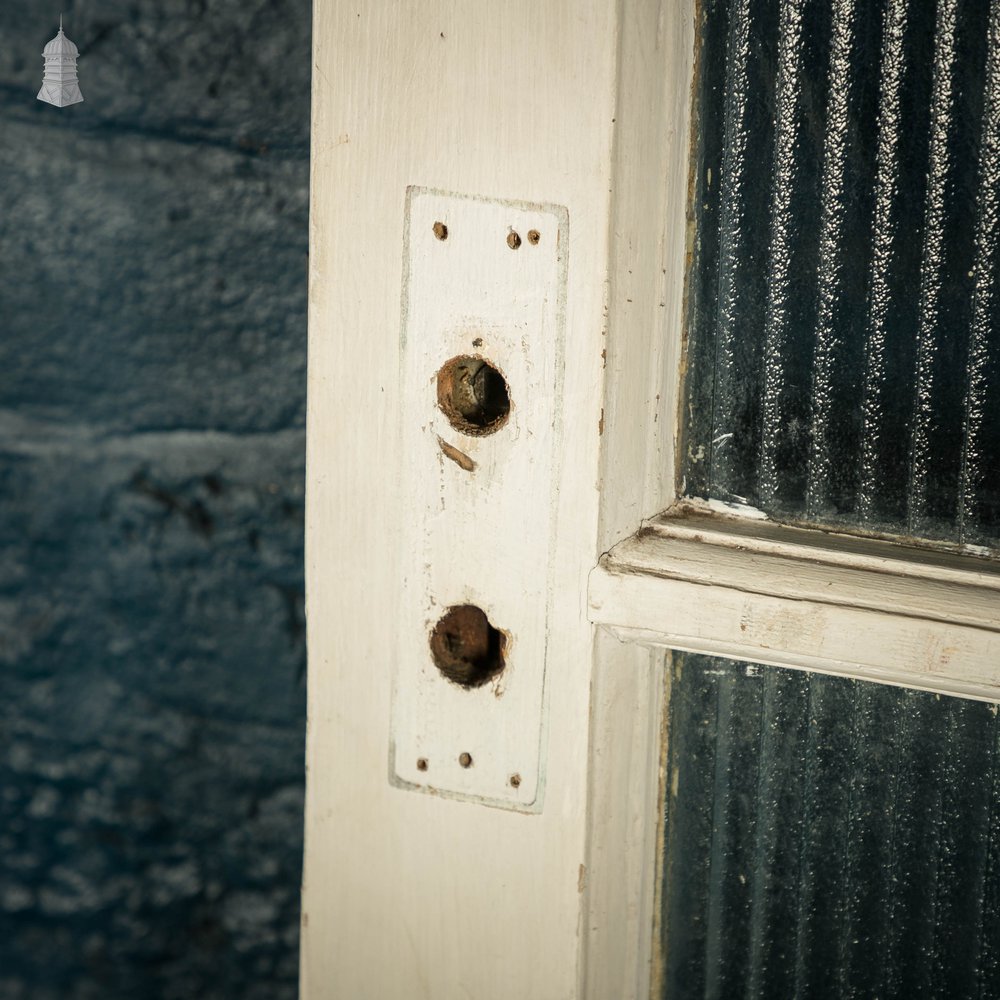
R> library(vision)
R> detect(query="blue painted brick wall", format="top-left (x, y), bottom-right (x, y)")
top-left (0, 2), bottom-right (310, 996)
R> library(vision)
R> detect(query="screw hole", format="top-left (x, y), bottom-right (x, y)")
top-left (430, 605), bottom-right (507, 688)
top-left (416, 758), bottom-right (428, 772)
top-left (459, 752), bottom-right (473, 769)
top-left (433, 221), bottom-right (448, 240)
top-left (509, 773), bottom-right (521, 788)
top-left (436, 355), bottom-right (511, 436)
top-left (507, 231), bottom-right (522, 250)
top-left (527, 230), bottom-right (540, 245)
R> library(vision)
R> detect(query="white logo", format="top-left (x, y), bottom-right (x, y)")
top-left (38, 16), bottom-right (84, 108)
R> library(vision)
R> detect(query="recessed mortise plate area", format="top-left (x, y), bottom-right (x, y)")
top-left (390, 188), bottom-right (568, 811)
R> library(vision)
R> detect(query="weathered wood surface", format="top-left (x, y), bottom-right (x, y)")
top-left (303, 1), bottom-right (682, 997)
top-left (590, 504), bottom-right (1000, 703)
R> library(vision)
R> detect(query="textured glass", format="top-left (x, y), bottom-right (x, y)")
top-left (683, 0), bottom-right (1000, 546)
top-left (662, 657), bottom-right (1000, 1000)
top-left (664, 4), bottom-right (1000, 997)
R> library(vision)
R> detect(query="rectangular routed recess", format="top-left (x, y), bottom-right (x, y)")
top-left (390, 187), bottom-right (568, 811)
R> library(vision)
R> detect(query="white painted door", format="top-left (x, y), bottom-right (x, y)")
top-left (301, 3), bottom-right (1000, 997)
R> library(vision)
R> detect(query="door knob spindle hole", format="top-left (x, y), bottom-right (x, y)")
top-left (429, 604), bottom-right (507, 688)
top-left (436, 356), bottom-right (511, 436)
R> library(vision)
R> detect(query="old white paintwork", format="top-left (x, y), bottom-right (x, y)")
top-left (303, 1), bottom-right (682, 997)
top-left (590, 503), bottom-right (1000, 703)
top-left (303, 0), bottom-right (1000, 996)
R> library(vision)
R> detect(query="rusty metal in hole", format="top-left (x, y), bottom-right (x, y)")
top-left (436, 355), bottom-right (510, 436)
top-left (429, 604), bottom-right (507, 688)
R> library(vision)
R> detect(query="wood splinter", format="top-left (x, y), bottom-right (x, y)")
top-left (437, 436), bottom-right (476, 472)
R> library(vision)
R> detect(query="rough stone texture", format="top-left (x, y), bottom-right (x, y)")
top-left (0, 2), bottom-right (309, 996)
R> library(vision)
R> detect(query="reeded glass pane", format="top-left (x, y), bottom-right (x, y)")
top-left (662, 656), bottom-right (1000, 1000)
top-left (664, 3), bottom-right (1000, 997)
top-left (682, 0), bottom-right (1000, 547)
